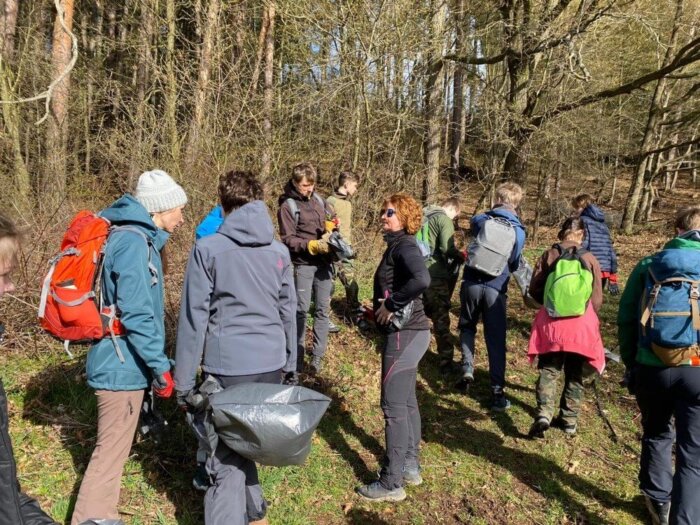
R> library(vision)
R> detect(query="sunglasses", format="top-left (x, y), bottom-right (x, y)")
top-left (381, 208), bottom-right (396, 218)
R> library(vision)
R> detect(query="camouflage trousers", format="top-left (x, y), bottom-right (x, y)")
top-left (334, 260), bottom-right (360, 312)
top-left (536, 352), bottom-right (586, 426)
top-left (423, 278), bottom-right (458, 365)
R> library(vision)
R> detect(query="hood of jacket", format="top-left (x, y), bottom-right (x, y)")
top-left (581, 204), bottom-right (605, 223)
top-left (218, 200), bottom-right (274, 247)
top-left (488, 204), bottom-right (525, 232)
top-left (100, 194), bottom-right (169, 249)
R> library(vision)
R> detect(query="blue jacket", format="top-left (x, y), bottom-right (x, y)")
top-left (580, 205), bottom-right (617, 273)
top-left (87, 195), bottom-right (171, 391)
top-left (174, 200), bottom-right (297, 392)
top-left (195, 206), bottom-right (224, 239)
top-left (463, 205), bottom-right (526, 293)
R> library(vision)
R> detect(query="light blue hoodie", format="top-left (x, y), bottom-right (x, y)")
top-left (174, 200), bottom-right (297, 392)
top-left (87, 194), bottom-right (171, 391)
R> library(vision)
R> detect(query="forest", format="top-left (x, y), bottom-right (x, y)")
top-left (0, 0), bottom-right (699, 523)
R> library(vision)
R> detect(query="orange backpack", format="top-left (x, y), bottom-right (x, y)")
top-left (38, 211), bottom-right (150, 361)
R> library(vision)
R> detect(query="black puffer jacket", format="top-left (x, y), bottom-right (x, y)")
top-left (0, 379), bottom-right (57, 525)
top-left (373, 230), bottom-right (431, 332)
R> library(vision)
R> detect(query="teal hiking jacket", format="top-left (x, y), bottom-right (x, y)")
top-left (86, 194), bottom-right (171, 391)
top-left (618, 233), bottom-right (700, 368)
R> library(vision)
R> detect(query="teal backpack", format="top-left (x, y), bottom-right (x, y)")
top-left (543, 244), bottom-right (593, 318)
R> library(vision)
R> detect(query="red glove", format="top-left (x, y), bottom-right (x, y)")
top-left (153, 371), bottom-right (174, 398)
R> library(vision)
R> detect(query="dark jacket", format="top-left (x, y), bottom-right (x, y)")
top-left (373, 230), bottom-right (431, 332)
top-left (528, 240), bottom-right (604, 313)
top-left (174, 201), bottom-right (297, 392)
top-left (88, 195), bottom-right (171, 391)
top-left (0, 379), bottom-right (57, 525)
top-left (579, 205), bottom-right (618, 274)
top-left (423, 205), bottom-right (465, 281)
top-left (277, 182), bottom-right (334, 266)
top-left (618, 231), bottom-right (700, 368)
top-left (462, 204), bottom-right (526, 293)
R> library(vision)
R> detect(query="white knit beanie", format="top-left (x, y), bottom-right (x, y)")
top-left (135, 170), bottom-right (188, 213)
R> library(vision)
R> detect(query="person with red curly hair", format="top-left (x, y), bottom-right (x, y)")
top-left (357, 193), bottom-right (431, 502)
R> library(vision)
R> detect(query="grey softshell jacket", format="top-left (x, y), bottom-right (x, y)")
top-left (174, 200), bottom-right (297, 392)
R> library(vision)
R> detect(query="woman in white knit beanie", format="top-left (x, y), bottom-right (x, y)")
top-left (135, 169), bottom-right (188, 232)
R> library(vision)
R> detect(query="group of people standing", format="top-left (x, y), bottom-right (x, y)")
top-left (1, 164), bottom-right (699, 525)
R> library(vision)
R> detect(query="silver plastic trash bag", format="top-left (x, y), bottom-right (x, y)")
top-left (208, 383), bottom-right (331, 466)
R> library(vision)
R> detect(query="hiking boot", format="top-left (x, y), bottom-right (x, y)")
top-left (192, 462), bottom-right (210, 492)
top-left (402, 465), bottom-right (423, 486)
top-left (310, 356), bottom-right (323, 374)
top-left (356, 481), bottom-right (406, 502)
top-left (490, 392), bottom-right (511, 412)
top-left (328, 320), bottom-right (340, 333)
top-left (644, 495), bottom-right (670, 525)
top-left (552, 416), bottom-right (577, 436)
top-left (454, 368), bottom-right (474, 392)
top-left (528, 416), bottom-right (550, 439)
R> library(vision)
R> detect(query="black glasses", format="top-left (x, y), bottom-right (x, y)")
top-left (381, 208), bottom-right (396, 218)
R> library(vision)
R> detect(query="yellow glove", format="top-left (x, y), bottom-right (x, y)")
top-left (325, 220), bottom-right (337, 234)
top-left (308, 239), bottom-right (330, 255)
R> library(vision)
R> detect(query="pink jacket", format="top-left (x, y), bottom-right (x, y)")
top-left (527, 303), bottom-right (606, 374)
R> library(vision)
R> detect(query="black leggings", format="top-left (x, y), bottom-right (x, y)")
top-left (379, 329), bottom-right (430, 489)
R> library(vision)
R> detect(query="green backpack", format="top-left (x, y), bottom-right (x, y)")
top-left (543, 244), bottom-right (593, 318)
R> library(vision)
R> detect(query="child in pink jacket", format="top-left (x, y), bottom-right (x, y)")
top-left (527, 217), bottom-right (605, 438)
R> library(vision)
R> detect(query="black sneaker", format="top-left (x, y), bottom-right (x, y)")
top-left (356, 481), bottom-right (406, 502)
top-left (192, 462), bottom-right (210, 492)
top-left (328, 320), bottom-right (341, 333)
top-left (528, 417), bottom-right (550, 439)
top-left (454, 368), bottom-right (474, 392)
top-left (644, 495), bottom-right (670, 525)
top-left (490, 392), bottom-right (511, 412)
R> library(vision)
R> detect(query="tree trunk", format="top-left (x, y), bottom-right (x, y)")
top-left (165, 0), bottom-right (179, 163)
top-left (261, 1), bottom-right (275, 179)
top-left (449, 0), bottom-right (465, 191)
top-left (44, 0), bottom-right (76, 205)
top-left (621, 0), bottom-right (684, 233)
top-left (186, 0), bottom-right (221, 167)
top-left (423, 0), bottom-right (447, 203)
top-left (133, 0), bottom-right (154, 174)
top-left (1, 0), bottom-right (19, 59)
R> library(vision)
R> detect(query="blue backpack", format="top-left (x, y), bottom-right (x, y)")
top-left (640, 249), bottom-right (700, 366)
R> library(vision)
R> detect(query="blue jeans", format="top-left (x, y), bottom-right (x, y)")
top-left (458, 281), bottom-right (508, 391)
top-left (635, 364), bottom-right (700, 524)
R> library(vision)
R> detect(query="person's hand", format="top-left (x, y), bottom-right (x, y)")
top-left (282, 371), bottom-right (299, 386)
top-left (308, 239), bottom-right (330, 255)
top-left (153, 371), bottom-right (174, 398)
top-left (607, 274), bottom-right (620, 296)
top-left (375, 302), bottom-right (394, 325)
top-left (325, 219), bottom-right (339, 233)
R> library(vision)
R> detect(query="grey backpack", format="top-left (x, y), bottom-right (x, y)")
top-left (465, 216), bottom-right (516, 277)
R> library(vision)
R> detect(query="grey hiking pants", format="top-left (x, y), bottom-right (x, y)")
top-left (379, 329), bottom-right (430, 490)
top-left (204, 370), bottom-right (281, 525)
top-left (294, 263), bottom-right (333, 370)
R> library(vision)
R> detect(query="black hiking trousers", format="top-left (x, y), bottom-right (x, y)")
top-left (0, 378), bottom-right (57, 525)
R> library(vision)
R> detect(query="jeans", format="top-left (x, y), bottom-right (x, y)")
top-left (458, 281), bottom-right (508, 391)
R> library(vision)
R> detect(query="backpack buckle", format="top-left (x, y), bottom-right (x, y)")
top-left (690, 284), bottom-right (700, 301)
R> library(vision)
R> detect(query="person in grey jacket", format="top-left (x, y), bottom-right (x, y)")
top-left (174, 170), bottom-right (296, 525)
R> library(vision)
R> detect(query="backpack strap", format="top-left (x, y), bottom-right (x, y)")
top-left (286, 193), bottom-right (330, 228)
top-left (100, 226), bottom-right (157, 364)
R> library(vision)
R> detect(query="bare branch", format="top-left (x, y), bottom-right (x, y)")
top-left (0, 0), bottom-right (78, 125)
